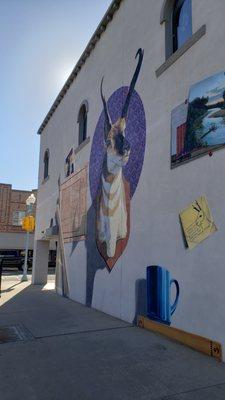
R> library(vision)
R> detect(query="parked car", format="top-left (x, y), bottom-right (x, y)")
top-left (0, 250), bottom-right (32, 271)
top-left (0, 249), bottom-right (56, 272)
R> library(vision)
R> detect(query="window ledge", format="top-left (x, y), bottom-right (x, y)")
top-left (155, 25), bottom-right (206, 78)
top-left (74, 136), bottom-right (90, 155)
top-left (42, 175), bottom-right (49, 185)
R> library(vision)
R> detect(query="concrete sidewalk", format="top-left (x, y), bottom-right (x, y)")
top-left (0, 277), bottom-right (225, 400)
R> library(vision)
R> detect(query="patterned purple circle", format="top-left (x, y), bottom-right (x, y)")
top-left (89, 87), bottom-right (146, 201)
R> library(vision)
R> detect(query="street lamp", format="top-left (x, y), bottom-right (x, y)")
top-left (21, 193), bottom-right (36, 282)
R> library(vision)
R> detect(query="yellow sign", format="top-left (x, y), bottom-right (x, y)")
top-left (180, 196), bottom-right (217, 249)
top-left (22, 216), bottom-right (35, 232)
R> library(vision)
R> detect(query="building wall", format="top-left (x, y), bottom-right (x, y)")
top-left (0, 184), bottom-right (11, 226)
top-left (35, 0), bottom-right (225, 358)
top-left (0, 183), bottom-right (36, 249)
top-left (0, 232), bottom-right (35, 250)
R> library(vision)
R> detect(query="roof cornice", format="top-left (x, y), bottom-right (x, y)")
top-left (37, 0), bottom-right (123, 135)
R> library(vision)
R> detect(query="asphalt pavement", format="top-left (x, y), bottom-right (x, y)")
top-left (0, 274), bottom-right (225, 400)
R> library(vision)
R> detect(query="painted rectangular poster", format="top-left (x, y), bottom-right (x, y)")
top-left (171, 71), bottom-right (225, 167)
top-left (60, 165), bottom-right (87, 242)
top-left (179, 196), bottom-right (217, 250)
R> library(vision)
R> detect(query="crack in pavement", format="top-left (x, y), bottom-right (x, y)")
top-left (33, 324), bottom-right (134, 340)
top-left (159, 382), bottom-right (225, 400)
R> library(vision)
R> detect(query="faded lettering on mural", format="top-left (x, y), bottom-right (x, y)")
top-left (60, 166), bottom-right (87, 242)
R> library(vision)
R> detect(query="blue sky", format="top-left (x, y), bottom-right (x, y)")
top-left (0, 0), bottom-right (111, 190)
top-left (189, 72), bottom-right (225, 103)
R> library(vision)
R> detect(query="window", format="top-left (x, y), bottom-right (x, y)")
top-left (43, 149), bottom-right (49, 180)
top-left (157, 0), bottom-right (205, 77)
top-left (78, 104), bottom-right (87, 146)
top-left (172, 0), bottom-right (192, 53)
top-left (12, 211), bottom-right (25, 226)
top-left (162, 0), bottom-right (192, 59)
top-left (65, 149), bottom-right (74, 177)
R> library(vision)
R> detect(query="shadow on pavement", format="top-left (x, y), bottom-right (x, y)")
top-left (0, 275), bottom-right (225, 400)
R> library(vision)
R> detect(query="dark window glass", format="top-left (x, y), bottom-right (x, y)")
top-left (65, 149), bottom-right (74, 177)
top-left (44, 150), bottom-right (49, 179)
top-left (173, 0), bottom-right (192, 53)
top-left (66, 162), bottom-right (70, 177)
top-left (78, 105), bottom-right (87, 145)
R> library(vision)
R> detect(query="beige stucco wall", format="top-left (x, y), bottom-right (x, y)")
top-left (34, 0), bottom-right (225, 359)
top-left (0, 232), bottom-right (34, 250)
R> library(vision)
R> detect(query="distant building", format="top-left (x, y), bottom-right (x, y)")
top-left (0, 183), bottom-right (37, 250)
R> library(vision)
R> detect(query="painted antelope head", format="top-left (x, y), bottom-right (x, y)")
top-left (97, 49), bottom-right (144, 262)
top-left (192, 200), bottom-right (211, 232)
top-left (100, 48), bottom-right (144, 176)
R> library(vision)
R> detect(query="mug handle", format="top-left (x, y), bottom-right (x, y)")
top-left (170, 279), bottom-right (180, 315)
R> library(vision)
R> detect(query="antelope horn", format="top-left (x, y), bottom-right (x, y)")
top-left (100, 77), bottom-right (112, 141)
top-left (121, 48), bottom-right (144, 119)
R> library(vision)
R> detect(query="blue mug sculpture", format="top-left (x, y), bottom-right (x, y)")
top-left (146, 266), bottom-right (180, 325)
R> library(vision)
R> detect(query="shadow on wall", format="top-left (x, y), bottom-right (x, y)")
top-left (133, 279), bottom-right (147, 324)
top-left (70, 202), bottom-right (106, 307)
top-left (70, 203), bottom-right (147, 312)
top-left (70, 49), bottom-right (146, 309)
top-left (71, 217), bottom-right (148, 318)
top-left (71, 221), bottom-right (149, 318)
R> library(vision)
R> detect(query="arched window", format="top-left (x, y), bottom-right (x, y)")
top-left (173, 0), bottom-right (192, 53)
top-left (43, 149), bottom-right (49, 180)
top-left (65, 148), bottom-right (74, 178)
top-left (78, 103), bottom-right (88, 146)
top-left (161, 0), bottom-right (192, 59)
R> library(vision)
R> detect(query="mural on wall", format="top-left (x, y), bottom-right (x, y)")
top-left (180, 196), bottom-right (217, 250)
top-left (89, 48), bottom-right (146, 271)
top-left (55, 175), bottom-right (69, 298)
top-left (171, 102), bottom-right (188, 166)
top-left (146, 266), bottom-right (180, 326)
top-left (60, 165), bottom-right (87, 242)
top-left (171, 71), bottom-right (225, 167)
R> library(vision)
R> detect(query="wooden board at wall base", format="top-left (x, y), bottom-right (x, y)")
top-left (137, 316), bottom-right (222, 361)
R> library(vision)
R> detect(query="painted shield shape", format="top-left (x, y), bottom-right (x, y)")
top-left (89, 49), bottom-right (146, 271)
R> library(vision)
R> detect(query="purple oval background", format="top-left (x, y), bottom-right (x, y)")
top-left (89, 86), bottom-right (146, 201)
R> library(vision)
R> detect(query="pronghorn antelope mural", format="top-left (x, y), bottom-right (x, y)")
top-left (90, 48), bottom-right (145, 271)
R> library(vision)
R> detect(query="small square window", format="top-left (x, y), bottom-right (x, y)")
top-left (12, 211), bottom-right (26, 226)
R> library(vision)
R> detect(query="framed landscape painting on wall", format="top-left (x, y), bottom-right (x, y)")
top-left (171, 71), bottom-right (225, 167)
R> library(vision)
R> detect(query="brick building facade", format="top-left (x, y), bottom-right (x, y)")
top-left (0, 183), bottom-right (37, 250)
